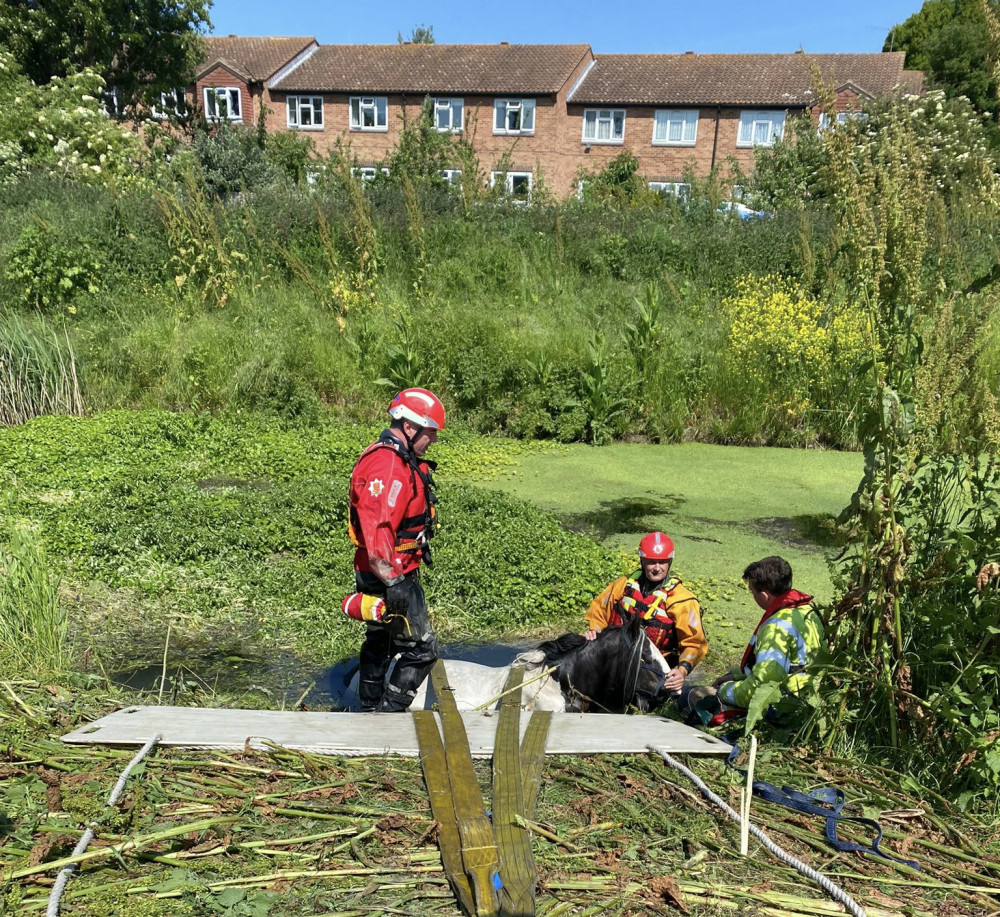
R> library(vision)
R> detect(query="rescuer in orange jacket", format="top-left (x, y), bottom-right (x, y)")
top-left (347, 387), bottom-right (445, 712)
top-left (585, 532), bottom-right (708, 698)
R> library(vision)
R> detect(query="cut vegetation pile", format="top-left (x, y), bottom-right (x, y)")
top-left (1, 683), bottom-right (998, 916)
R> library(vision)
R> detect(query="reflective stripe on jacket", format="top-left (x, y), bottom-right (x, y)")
top-left (586, 573), bottom-right (708, 671)
top-left (348, 430), bottom-right (437, 583)
top-left (719, 591), bottom-right (824, 710)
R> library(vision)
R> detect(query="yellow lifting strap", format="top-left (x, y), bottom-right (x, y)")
top-left (493, 667), bottom-right (551, 917)
top-left (430, 660), bottom-right (502, 916)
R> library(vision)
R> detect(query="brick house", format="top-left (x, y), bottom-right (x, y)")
top-left (567, 52), bottom-right (924, 191)
top-left (194, 35), bottom-right (319, 128)
top-left (185, 39), bottom-right (922, 198)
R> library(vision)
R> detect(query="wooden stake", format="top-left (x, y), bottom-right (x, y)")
top-left (740, 735), bottom-right (758, 856)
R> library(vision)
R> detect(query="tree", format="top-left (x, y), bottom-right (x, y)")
top-left (397, 24), bottom-right (435, 44)
top-left (886, 0), bottom-right (1000, 145)
top-left (0, 0), bottom-right (211, 113)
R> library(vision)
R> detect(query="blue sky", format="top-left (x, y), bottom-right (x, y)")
top-left (205, 1), bottom-right (923, 55)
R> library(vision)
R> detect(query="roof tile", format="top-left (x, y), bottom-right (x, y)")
top-left (272, 43), bottom-right (593, 94)
top-left (200, 36), bottom-right (317, 82)
top-left (569, 52), bottom-right (923, 106)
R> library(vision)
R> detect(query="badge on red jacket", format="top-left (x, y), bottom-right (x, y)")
top-left (368, 479), bottom-right (384, 497)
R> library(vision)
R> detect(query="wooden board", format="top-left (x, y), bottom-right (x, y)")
top-left (61, 705), bottom-right (732, 757)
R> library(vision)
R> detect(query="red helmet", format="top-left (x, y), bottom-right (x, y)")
top-left (638, 532), bottom-right (674, 561)
top-left (388, 387), bottom-right (446, 430)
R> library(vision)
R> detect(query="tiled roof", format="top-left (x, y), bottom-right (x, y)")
top-left (272, 43), bottom-right (593, 94)
top-left (569, 52), bottom-right (924, 106)
top-left (199, 36), bottom-right (317, 82)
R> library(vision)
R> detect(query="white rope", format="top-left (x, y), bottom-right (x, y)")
top-left (46, 734), bottom-right (162, 917)
top-left (648, 745), bottom-right (867, 917)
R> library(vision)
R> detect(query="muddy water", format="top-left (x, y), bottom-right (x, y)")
top-left (113, 641), bottom-right (535, 710)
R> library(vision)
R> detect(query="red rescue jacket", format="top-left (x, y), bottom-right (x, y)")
top-left (348, 430), bottom-right (437, 582)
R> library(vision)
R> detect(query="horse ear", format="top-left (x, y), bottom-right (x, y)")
top-left (626, 612), bottom-right (644, 639)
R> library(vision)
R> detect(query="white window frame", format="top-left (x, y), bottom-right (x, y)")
top-left (439, 169), bottom-right (463, 185)
top-left (351, 166), bottom-right (390, 184)
top-left (493, 99), bottom-right (535, 135)
top-left (102, 86), bottom-right (124, 118)
top-left (151, 88), bottom-right (186, 119)
top-left (648, 181), bottom-right (690, 201)
top-left (818, 110), bottom-right (866, 131)
top-left (350, 96), bottom-right (388, 131)
top-left (433, 98), bottom-right (464, 132)
top-left (203, 86), bottom-right (242, 123)
top-left (490, 170), bottom-right (533, 202)
top-left (737, 110), bottom-right (785, 147)
top-left (287, 96), bottom-right (324, 130)
top-left (652, 109), bottom-right (698, 146)
top-left (582, 108), bottom-right (626, 144)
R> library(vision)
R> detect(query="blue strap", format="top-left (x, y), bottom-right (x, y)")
top-left (724, 737), bottom-right (920, 871)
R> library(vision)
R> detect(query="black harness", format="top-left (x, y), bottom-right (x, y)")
top-left (350, 429), bottom-right (439, 565)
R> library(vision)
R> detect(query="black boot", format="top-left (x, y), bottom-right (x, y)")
top-left (359, 677), bottom-right (385, 712)
top-left (376, 683), bottom-right (416, 713)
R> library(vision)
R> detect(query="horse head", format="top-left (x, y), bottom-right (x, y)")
top-left (533, 616), bottom-right (672, 713)
top-left (617, 612), bottom-right (672, 713)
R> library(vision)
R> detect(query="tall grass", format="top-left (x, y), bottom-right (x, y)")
top-left (0, 526), bottom-right (68, 678)
top-left (3, 165), bottom-right (998, 446)
top-left (0, 315), bottom-right (85, 424)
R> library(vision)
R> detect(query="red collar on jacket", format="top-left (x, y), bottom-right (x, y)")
top-left (740, 589), bottom-right (813, 670)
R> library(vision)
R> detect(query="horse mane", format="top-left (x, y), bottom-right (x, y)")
top-left (536, 632), bottom-right (588, 664)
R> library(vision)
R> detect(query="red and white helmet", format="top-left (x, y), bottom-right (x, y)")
top-left (388, 388), bottom-right (446, 430)
top-left (638, 532), bottom-right (675, 561)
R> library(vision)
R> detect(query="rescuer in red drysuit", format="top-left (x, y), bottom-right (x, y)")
top-left (348, 387), bottom-right (445, 712)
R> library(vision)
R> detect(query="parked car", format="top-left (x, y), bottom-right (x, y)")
top-left (718, 200), bottom-right (772, 220)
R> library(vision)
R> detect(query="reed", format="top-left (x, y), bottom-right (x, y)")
top-left (0, 315), bottom-right (84, 425)
top-left (0, 526), bottom-right (69, 678)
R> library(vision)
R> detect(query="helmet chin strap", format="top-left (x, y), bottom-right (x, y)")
top-left (400, 421), bottom-right (422, 454)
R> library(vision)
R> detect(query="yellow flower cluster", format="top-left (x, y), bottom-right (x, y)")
top-left (723, 274), bottom-right (869, 400)
top-left (328, 269), bottom-right (379, 332)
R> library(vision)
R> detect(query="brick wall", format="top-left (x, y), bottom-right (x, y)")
top-left (196, 66), bottom-right (257, 127)
top-left (264, 89), bottom-right (811, 197)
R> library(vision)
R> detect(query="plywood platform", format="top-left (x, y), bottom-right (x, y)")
top-left (62, 705), bottom-right (732, 757)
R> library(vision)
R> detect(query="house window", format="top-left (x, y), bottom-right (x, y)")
top-left (653, 110), bottom-right (698, 146)
top-left (737, 110), bottom-right (785, 147)
top-left (350, 96), bottom-right (388, 131)
top-left (287, 96), bottom-right (324, 129)
top-left (648, 181), bottom-right (690, 201)
top-left (204, 87), bottom-right (242, 122)
top-left (102, 86), bottom-right (123, 118)
top-left (582, 108), bottom-right (625, 144)
top-left (151, 88), bottom-right (186, 119)
top-left (351, 166), bottom-right (389, 184)
top-left (493, 99), bottom-right (535, 135)
top-left (818, 110), bottom-right (865, 131)
top-left (434, 98), bottom-right (463, 132)
top-left (491, 171), bottom-right (533, 202)
top-left (440, 169), bottom-right (462, 185)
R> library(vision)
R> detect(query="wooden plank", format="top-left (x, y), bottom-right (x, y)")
top-left (61, 706), bottom-right (732, 757)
